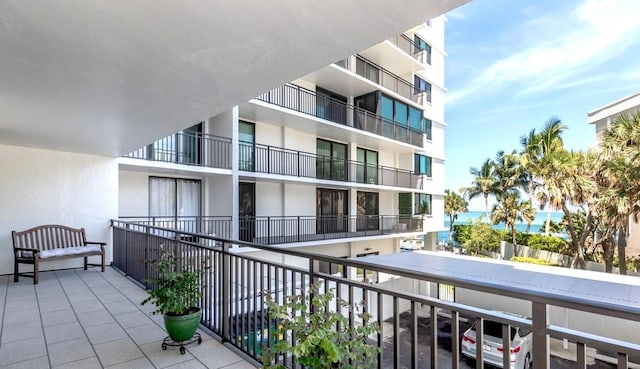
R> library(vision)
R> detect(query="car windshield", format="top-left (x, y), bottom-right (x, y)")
top-left (472, 320), bottom-right (517, 340)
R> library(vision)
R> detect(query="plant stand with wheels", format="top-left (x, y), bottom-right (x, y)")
top-left (161, 333), bottom-right (202, 354)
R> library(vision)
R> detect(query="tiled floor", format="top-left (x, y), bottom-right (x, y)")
top-left (0, 267), bottom-right (257, 369)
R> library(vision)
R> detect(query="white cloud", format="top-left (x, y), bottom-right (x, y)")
top-left (447, 0), bottom-right (640, 104)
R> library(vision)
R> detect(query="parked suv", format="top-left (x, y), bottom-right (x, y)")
top-left (460, 313), bottom-right (532, 369)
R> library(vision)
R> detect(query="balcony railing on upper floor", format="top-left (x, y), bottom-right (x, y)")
top-left (239, 142), bottom-right (427, 189)
top-left (124, 131), bottom-right (232, 169)
top-left (239, 214), bottom-right (423, 245)
top-left (254, 83), bottom-right (424, 147)
top-left (111, 220), bottom-right (640, 369)
top-left (387, 33), bottom-right (429, 64)
top-left (336, 55), bottom-right (429, 104)
top-left (119, 215), bottom-right (422, 246)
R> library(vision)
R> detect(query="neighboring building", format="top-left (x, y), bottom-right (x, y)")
top-left (588, 91), bottom-right (640, 257)
top-left (117, 19), bottom-right (448, 281)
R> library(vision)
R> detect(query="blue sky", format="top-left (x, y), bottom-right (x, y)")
top-left (444, 0), bottom-right (640, 211)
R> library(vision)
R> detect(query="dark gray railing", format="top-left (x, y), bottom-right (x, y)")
top-left (388, 33), bottom-right (429, 64)
top-left (118, 216), bottom-right (232, 240)
top-left (124, 132), bottom-right (231, 169)
top-left (239, 142), bottom-right (425, 189)
top-left (254, 83), bottom-right (424, 147)
top-left (111, 221), bottom-right (640, 369)
top-left (337, 55), bottom-right (428, 104)
top-left (240, 214), bottom-right (423, 244)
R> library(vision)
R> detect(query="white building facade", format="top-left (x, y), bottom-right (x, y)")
top-left (117, 19), bottom-right (448, 280)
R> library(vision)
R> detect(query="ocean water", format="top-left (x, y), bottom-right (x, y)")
top-left (436, 210), bottom-right (565, 243)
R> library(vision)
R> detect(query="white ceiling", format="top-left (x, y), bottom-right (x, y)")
top-left (0, 0), bottom-right (468, 157)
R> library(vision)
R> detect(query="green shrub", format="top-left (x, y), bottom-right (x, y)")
top-left (263, 283), bottom-right (380, 369)
top-left (511, 256), bottom-right (558, 266)
top-left (527, 234), bottom-right (567, 254)
top-left (452, 224), bottom-right (472, 245)
top-left (495, 230), bottom-right (533, 246)
top-left (463, 223), bottom-right (501, 255)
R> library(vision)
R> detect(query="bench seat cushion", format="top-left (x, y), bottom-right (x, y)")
top-left (39, 245), bottom-right (102, 259)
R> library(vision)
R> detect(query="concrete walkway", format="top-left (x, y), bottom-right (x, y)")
top-left (0, 267), bottom-right (256, 369)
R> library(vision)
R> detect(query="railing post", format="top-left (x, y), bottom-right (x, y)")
top-left (221, 241), bottom-right (230, 343)
top-left (267, 217), bottom-right (271, 244)
top-left (297, 151), bottom-right (301, 177)
top-left (309, 257), bottom-right (320, 314)
top-left (297, 216), bottom-right (301, 242)
top-left (532, 301), bottom-right (550, 369)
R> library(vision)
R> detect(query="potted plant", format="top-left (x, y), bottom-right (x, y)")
top-left (141, 247), bottom-right (204, 343)
top-left (262, 283), bottom-right (380, 369)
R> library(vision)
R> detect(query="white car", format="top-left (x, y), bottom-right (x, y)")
top-left (460, 313), bottom-right (532, 369)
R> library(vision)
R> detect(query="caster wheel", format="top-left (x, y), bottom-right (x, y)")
top-left (180, 347), bottom-right (186, 355)
top-left (162, 343), bottom-right (167, 351)
top-left (198, 337), bottom-right (202, 344)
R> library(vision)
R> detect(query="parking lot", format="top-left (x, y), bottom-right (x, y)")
top-left (380, 310), bottom-right (617, 369)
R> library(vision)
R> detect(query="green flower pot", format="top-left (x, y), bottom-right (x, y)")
top-left (164, 307), bottom-right (202, 342)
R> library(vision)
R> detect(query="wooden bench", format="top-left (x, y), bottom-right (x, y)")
top-left (12, 225), bottom-right (106, 284)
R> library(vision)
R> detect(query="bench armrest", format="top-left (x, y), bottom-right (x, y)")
top-left (85, 241), bottom-right (106, 246)
top-left (14, 247), bottom-right (40, 253)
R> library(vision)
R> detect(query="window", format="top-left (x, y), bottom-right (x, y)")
top-left (239, 121), bottom-right (255, 171)
top-left (408, 106), bottom-right (422, 132)
top-left (357, 191), bottom-right (379, 231)
top-left (414, 76), bottom-right (432, 102)
top-left (414, 35), bottom-right (432, 64)
top-left (414, 154), bottom-right (432, 177)
top-left (317, 188), bottom-right (348, 234)
top-left (316, 87), bottom-right (347, 124)
top-left (414, 193), bottom-right (432, 215)
top-left (356, 148), bottom-right (378, 184)
top-left (149, 177), bottom-right (201, 231)
top-left (423, 118), bottom-right (432, 140)
top-left (316, 139), bottom-right (347, 181)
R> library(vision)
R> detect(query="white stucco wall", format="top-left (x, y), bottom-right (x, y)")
top-left (0, 144), bottom-right (118, 275)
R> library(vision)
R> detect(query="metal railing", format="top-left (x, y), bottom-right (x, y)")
top-left (111, 220), bottom-right (640, 369)
top-left (254, 83), bottom-right (424, 147)
top-left (387, 33), bottom-right (429, 65)
top-left (124, 131), bottom-right (232, 169)
top-left (118, 216), bottom-right (232, 240)
top-left (239, 214), bottom-right (423, 244)
top-left (239, 142), bottom-right (426, 189)
top-left (337, 55), bottom-right (429, 104)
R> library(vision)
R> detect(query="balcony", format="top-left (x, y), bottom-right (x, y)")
top-left (336, 55), bottom-right (430, 105)
top-left (110, 221), bottom-right (640, 369)
top-left (118, 215), bottom-right (423, 246)
top-left (239, 142), bottom-right (426, 189)
top-left (0, 269), bottom-right (249, 368)
top-left (124, 131), bottom-right (232, 170)
top-left (254, 83), bottom-right (424, 147)
top-left (387, 33), bottom-right (430, 65)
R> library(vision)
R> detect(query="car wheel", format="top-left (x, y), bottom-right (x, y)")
top-left (523, 353), bottom-right (531, 369)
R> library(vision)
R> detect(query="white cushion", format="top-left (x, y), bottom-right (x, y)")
top-left (39, 245), bottom-right (101, 259)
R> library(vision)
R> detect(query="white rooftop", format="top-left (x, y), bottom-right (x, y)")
top-left (359, 251), bottom-right (640, 309)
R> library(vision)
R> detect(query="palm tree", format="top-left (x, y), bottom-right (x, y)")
top-left (521, 200), bottom-right (536, 233)
top-left (595, 112), bottom-right (640, 274)
top-left (444, 189), bottom-right (468, 243)
top-left (490, 192), bottom-right (530, 255)
top-left (537, 149), bottom-right (595, 269)
top-left (519, 117), bottom-right (567, 235)
top-left (494, 150), bottom-right (528, 196)
top-left (460, 159), bottom-right (500, 223)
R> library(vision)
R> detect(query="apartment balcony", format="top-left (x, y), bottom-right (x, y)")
top-left (248, 83), bottom-right (424, 147)
top-left (0, 269), bottom-right (251, 369)
top-left (123, 131), bottom-right (232, 170)
top-left (108, 221), bottom-right (640, 369)
top-left (359, 33), bottom-right (427, 76)
top-left (336, 55), bottom-right (431, 105)
top-left (239, 142), bottom-right (427, 190)
top-left (241, 214), bottom-right (423, 245)
top-left (118, 215), bottom-right (422, 247)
